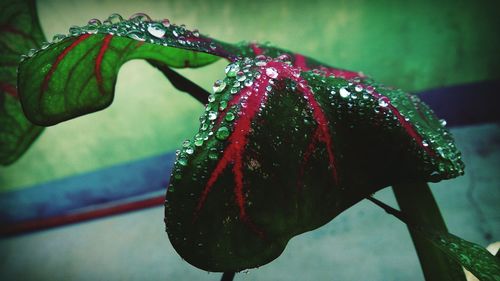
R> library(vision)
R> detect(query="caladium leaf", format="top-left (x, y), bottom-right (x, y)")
top-left (17, 15), bottom-right (360, 127)
top-left (17, 15), bottom-right (229, 126)
top-left (16, 11), bottom-right (469, 275)
top-left (164, 56), bottom-right (465, 271)
top-left (0, 0), bottom-right (45, 165)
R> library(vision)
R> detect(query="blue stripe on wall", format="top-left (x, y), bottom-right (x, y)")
top-left (418, 80), bottom-right (500, 127)
top-left (0, 153), bottom-right (175, 224)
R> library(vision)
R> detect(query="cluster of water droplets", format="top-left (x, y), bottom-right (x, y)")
top-left (170, 55), bottom-right (296, 183)
top-left (168, 54), bottom-right (464, 185)
top-left (21, 12), bottom-right (209, 62)
top-left (289, 67), bottom-right (464, 180)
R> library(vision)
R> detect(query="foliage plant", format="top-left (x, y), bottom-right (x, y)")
top-left (1, 0), bottom-right (499, 280)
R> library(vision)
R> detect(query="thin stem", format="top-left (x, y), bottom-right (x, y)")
top-left (392, 182), bottom-right (466, 281)
top-left (220, 272), bottom-right (235, 281)
top-left (148, 60), bottom-right (210, 104)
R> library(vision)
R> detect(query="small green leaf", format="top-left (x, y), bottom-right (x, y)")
top-left (415, 228), bottom-right (500, 281)
top-left (0, 0), bottom-right (45, 165)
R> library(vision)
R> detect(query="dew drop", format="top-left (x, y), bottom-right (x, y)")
top-left (126, 30), bottom-right (145, 41)
top-left (209, 42), bottom-right (217, 50)
top-left (129, 12), bottom-right (152, 22)
top-left (40, 42), bottom-right (50, 50)
top-left (219, 100), bottom-right (228, 111)
top-left (225, 64), bottom-right (240, 77)
top-left (212, 80), bottom-right (226, 93)
top-left (208, 148), bottom-right (218, 160)
top-left (88, 18), bottom-right (102, 26)
top-left (439, 119), bottom-right (447, 126)
top-left (177, 157), bottom-right (188, 166)
top-left (208, 111), bottom-right (217, 120)
top-left (339, 87), bottom-right (350, 98)
top-left (194, 138), bottom-right (204, 147)
top-left (236, 72), bottom-right (246, 82)
top-left (105, 13), bottom-right (124, 24)
top-left (182, 140), bottom-right (191, 148)
top-left (147, 23), bottom-right (166, 38)
top-left (216, 127), bottom-right (230, 140)
top-left (277, 54), bottom-right (291, 62)
top-left (378, 97), bottom-right (389, 107)
top-left (225, 112), bottom-right (235, 121)
top-left (355, 84), bottom-right (363, 92)
top-left (52, 34), bottom-right (66, 43)
top-left (26, 48), bottom-right (36, 57)
top-left (244, 79), bottom-right (253, 87)
top-left (159, 18), bottom-right (171, 27)
top-left (69, 25), bottom-right (82, 36)
top-left (185, 147), bottom-right (194, 155)
top-left (255, 55), bottom-right (267, 66)
top-left (265, 67), bottom-right (278, 78)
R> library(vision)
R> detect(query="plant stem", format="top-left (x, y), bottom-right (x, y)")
top-left (392, 182), bottom-right (466, 281)
top-left (220, 272), bottom-right (235, 281)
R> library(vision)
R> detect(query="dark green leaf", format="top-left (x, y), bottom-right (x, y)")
top-left (165, 56), bottom-right (465, 271)
top-left (0, 0), bottom-right (45, 165)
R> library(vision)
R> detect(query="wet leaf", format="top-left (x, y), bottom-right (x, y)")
top-left (414, 227), bottom-right (500, 281)
top-left (0, 0), bottom-right (45, 165)
top-left (16, 12), bottom-right (467, 273)
top-left (17, 16), bottom-right (360, 127)
top-left (17, 17), bottom-right (226, 126)
top-left (165, 56), bottom-right (465, 271)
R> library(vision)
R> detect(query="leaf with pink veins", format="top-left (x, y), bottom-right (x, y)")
top-left (164, 56), bottom-right (464, 272)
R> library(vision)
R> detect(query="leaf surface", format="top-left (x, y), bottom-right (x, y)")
top-left (165, 56), bottom-right (465, 271)
top-left (0, 0), bottom-right (45, 165)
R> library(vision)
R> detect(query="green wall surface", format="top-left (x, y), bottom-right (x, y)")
top-left (1, 0), bottom-right (499, 190)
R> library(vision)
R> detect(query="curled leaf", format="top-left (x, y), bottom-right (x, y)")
top-left (165, 56), bottom-right (465, 271)
top-left (17, 17), bottom-right (225, 126)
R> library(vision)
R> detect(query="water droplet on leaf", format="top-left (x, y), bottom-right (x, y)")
top-left (129, 12), bottom-right (152, 22)
top-left (216, 127), bottom-right (230, 140)
top-left (378, 98), bottom-right (389, 107)
top-left (225, 112), bottom-right (235, 121)
top-left (126, 30), bottom-right (146, 41)
top-left (105, 13), bottom-right (124, 24)
top-left (213, 80), bottom-right (226, 93)
top-left (208, 111), bottom-right (217, 120)
top-left (265, 67), bottom-right (278, 78)
top-left (147, 23), bottom-right (166, 38)
top-left (161, 19), bottom-right (171, 27)
top-left (339, 87), bottom-right (350, 98)
top-left (225, 64), bottom-right (240, 77)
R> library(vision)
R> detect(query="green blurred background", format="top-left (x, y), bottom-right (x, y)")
top-left (0, 0), bottom-right (499, 280)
